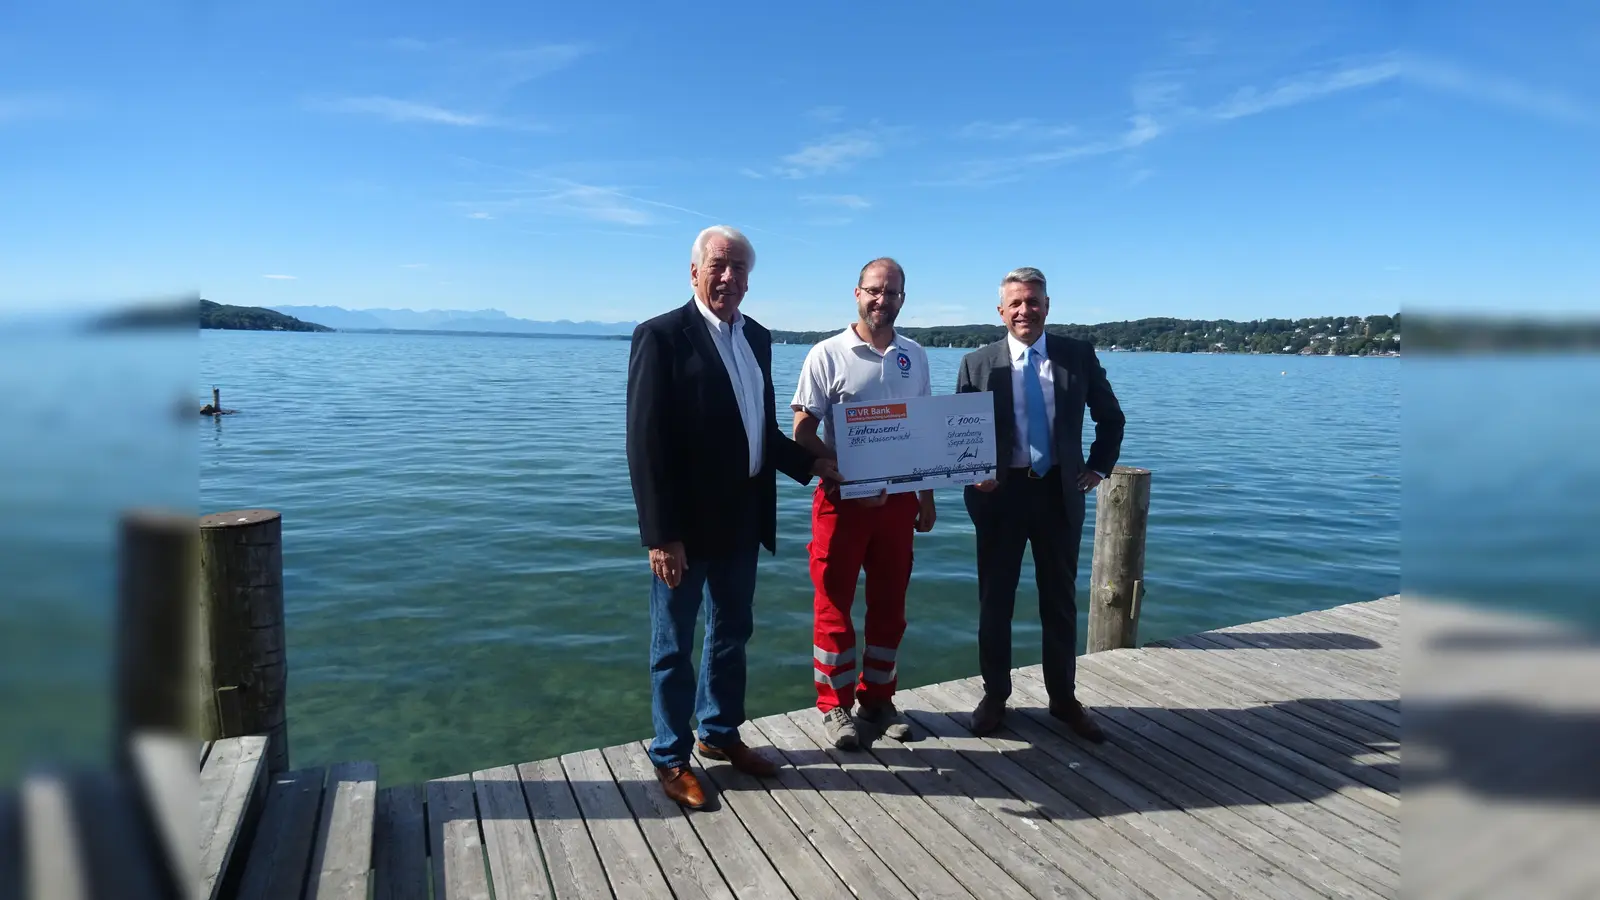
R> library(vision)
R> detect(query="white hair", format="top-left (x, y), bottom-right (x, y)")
top-left (998, 266), bottom-right (1047, 299)
top-left (691, 225), bottom-right (756, 271)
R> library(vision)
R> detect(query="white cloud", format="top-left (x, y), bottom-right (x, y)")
top-left (1212, 61), bottom-right (1402, 120)
top-left (800, 194), bottom-right (872, 209)
top-left (777, 133), bottom-right (881, 178)
top-left (957, 119), bottom-right (1077, 141)
top-left (467, 211), bottom-right (494, 219)
top-left (1401, 58), bottom-right (1594, 125)
top-left (261, 274), bottom-right (297, 280)
top-left (738, 167), bottom-right (766, 180)
top-left (315, 95), bottom-right (493, 126)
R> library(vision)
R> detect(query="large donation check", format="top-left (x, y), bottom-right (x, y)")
top-left (831, 392), bottom-right (997, 499)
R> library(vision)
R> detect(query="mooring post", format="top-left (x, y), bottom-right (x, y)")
top-left (1087, 466), bottom-right (1152, 653)
top-left (211, 386), bottom-right (220, 413)
top-left (113, 509), bottom-right (198, 760)
top-left (198, 509), bottom-right (289, 774)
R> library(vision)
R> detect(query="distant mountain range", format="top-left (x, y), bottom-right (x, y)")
top-left (268, 305), bottom-right (636, 336)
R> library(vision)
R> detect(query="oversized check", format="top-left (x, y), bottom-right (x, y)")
top-left (832, 392), bottom-right (997, 499)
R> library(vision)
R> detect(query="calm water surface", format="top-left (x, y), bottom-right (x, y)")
top-left (196, 330), bottom-right (1400, 784)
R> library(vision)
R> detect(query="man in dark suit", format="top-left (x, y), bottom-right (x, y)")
top-left (955, 266), bottom-right (1125, 741)
top-left (626, 224), bottom-right (840, 809)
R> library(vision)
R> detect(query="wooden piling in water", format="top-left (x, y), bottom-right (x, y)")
top-left (1087, 465), bottom-right (1152, 653)
top-left (198, 509), bottom-right (289, 775)
top-left (113, 510), bottom-right (199, 758)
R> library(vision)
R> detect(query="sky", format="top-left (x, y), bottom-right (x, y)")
top-left (1, 1), bottom-right (1596, 331)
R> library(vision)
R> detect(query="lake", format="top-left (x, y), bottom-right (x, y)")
top-left (189, 329), bottom-right (1401, 785)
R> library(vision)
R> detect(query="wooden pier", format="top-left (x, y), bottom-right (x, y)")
top-left (197, 595), bottom-right (1400, 900)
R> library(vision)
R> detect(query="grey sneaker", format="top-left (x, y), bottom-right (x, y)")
top-left (858, 701), bottom-right (912, 742)
top-left (822, 706), bottom-right (859, 750)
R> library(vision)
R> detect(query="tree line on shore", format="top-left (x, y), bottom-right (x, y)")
top-left (773, 314), bottom-right (1403, 356)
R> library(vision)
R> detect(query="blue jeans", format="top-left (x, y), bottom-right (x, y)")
top-left (647, 538), bottom-right (759, 768)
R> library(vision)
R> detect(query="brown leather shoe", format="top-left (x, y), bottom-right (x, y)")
top-left (696, 740), bottom-right (779, 777)
top-left (1049, 700), bottom-right (1106, 743)
top-left (655, 765), bottom-right (707, 809)
top-left (970, 694), bottom-right (1006, 736)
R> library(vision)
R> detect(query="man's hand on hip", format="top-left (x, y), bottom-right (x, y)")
top-left (1077, 470), bottom-right (1104, 493)
top-left (650, 541), bottom-right (687, 588)
top-left (812, 457), bottom-right (842, 490)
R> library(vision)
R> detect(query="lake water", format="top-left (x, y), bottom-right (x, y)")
top-left (189, 330), bottom-right (1401, 785)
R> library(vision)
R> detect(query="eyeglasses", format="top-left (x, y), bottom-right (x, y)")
top-left (858, 286), bottom-right (905, 300)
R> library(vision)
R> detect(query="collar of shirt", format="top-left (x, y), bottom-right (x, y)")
top-left (693, 295), bottom-right (743, 334)
top-left (1006, 331), bottom-right (1048, 364)
top-left (843, 322), bottom-right (901, 355)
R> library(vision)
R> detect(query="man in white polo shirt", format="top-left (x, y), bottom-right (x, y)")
top-left (791, 257), bottom-right (935, 749)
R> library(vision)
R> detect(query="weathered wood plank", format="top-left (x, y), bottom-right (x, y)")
top-left (306, 761), bottom-right (378, 900)
top-left (602, 743), bottom-right (733, 900)
top-left (236, 768), bottom-right (327, 900)
top-left (1109, 652), bottom-right (1401, 799)
top-left (1078, 657), bottom-right (1399, 840)
top-left (517, 757), bottom-right (612, 900)
top-left (1062, 666), bottom-right (1400, 885)
top-left (746, 716), bottom-right (966, 900)
top-left (473, 765), bottom-right (553, 900)
top-left (999, 675), bottom-right (1393, 900)
top-left (888, 692), bottom-right (1210, 900)
top-left (690, 742), bottom-right (854, 900)
top-left (783, 709), bottom-right (1040, 900)
top-left (128, 732), bottom-right (199, 899)
top-left (1210, 615), bottom-right (1400, 684)
top-left (426, 773), bottom-right (490, 900)
top-left (562, 749), bottom-right (672, 900)
top-left (1146, 640), bottom-right (1402, 757)
top-left (1170, 634), bottom-right (1403, 729)
top-left (373, 785), bottom-right (428, 900)
top-left (21, 773), bottom-right (89, 900)
top-left (197, 735), bottom-right (268, 900)
top-left (920, 679), bottom-right (1307, 900)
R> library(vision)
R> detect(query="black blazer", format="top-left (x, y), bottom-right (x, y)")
top-left (955, 333), bottom-right (1126, 507)
top-left (626, 299), bottom-right (818, 556)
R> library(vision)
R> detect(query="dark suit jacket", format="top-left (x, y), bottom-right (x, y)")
top-left (626, 299), bottom-right (818, 556)
top-left (955, 332), bottom-right (1126, 516)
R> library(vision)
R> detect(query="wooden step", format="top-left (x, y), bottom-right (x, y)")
top-left (233, 761), bottom-right (379, 900)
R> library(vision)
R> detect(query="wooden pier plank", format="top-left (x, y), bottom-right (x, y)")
top-left (1195, 621), bottom-right (1400, 692)
top-left (690, 742), bottom-right (855, 900)
top-left (916, 680), bottom-right (1305, 900)
top-left (197, 735), bottom-right (268, 900)
top-left (1166, 633), bottom-right (1402, 731)
top-left (373, 785), bottom-right (428, 900)
top-left (781, 709), bottom-right (1044, 900)
top-left (1077, 658), bottom-right (1399, 840)
top-left (1062, 667), bottom-right (1401, 887)
top-left (305, 761), bottom-right (378, 900)
top-left (733, 723), bottom-right (926, 900)
top-left (516, 758), bottom-right (611, 900)
top-left (1110, 650), bottom-right (1400, 799)
top-left (473, 764), bottom-right (553, 900)
top-left (426, 773), bottom-right (490, 900)
top-left (602, 743), bottom-right (733, 900)
top-left (236, 768), bottom-right (327, 900)
top-left (562, 749), bottom-right (673, 900)
top-left (994, 674), bottom-right (1392, 900)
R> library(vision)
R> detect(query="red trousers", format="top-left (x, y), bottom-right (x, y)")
top-left (808, 487), bottom-right (919, 712)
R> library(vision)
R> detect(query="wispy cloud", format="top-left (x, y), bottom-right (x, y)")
top-left (1024, 115), bottom-right (1164, 164)
top-left (800, 194), bottom-right (872, 209)
top-left (738, 167), bottom-right (766, 180)
top-left (261, 274), bottom-right (297, 280)
top-left (1212, 60), bottom-right (1402, 120)
top-left (1402, 58), bottom-right (1594, 126)
top-left (313, 95), bottom-right (495, 126)
top-left (776, 132), bottom-right (882, 178)
top-left (957, 118), bottom-right (1077, 141)
top-left (467, 211), bottom-right (494, 219)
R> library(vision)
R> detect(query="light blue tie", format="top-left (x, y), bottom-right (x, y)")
top-left (1023, 347), bottom-right (1053, 476)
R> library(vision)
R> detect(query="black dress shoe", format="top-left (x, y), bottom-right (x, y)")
top-left (970, 694), bottom-right (1006, 736)
top-left (1049, 700), bottom-right (1106, 743)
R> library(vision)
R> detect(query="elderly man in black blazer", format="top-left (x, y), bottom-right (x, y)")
top-left (625, 224), bottom-right (840, 809)
top-left (955, 266), bottom-right (1126, 741)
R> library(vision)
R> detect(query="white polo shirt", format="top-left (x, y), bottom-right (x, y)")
top-left (791, 325), bottom-right (932, 451)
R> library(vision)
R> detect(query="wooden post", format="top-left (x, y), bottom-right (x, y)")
top-left (1087, 466), bottom-right (1152, 653)
top-left (198, 509), bottom-right (289, 774)
top-left (211, 386), bottom-right (220, 413)
top-left (113, 510), bottom-right (199, 758)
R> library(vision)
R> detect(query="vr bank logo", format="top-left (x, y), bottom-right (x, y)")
top-left (845, 403), bottom-right (908, 424)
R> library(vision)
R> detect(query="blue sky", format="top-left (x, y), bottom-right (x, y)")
top-left (2, 1), bottom-right (1596, 330)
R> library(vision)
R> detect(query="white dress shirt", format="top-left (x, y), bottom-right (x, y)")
top-left (695, 297), bottom-right (765, 477)
top-left (1006, 332), bottom-right (1056, 469)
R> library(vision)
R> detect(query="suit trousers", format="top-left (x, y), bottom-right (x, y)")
top-left (964, 466), bottom-right (1085, 704)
